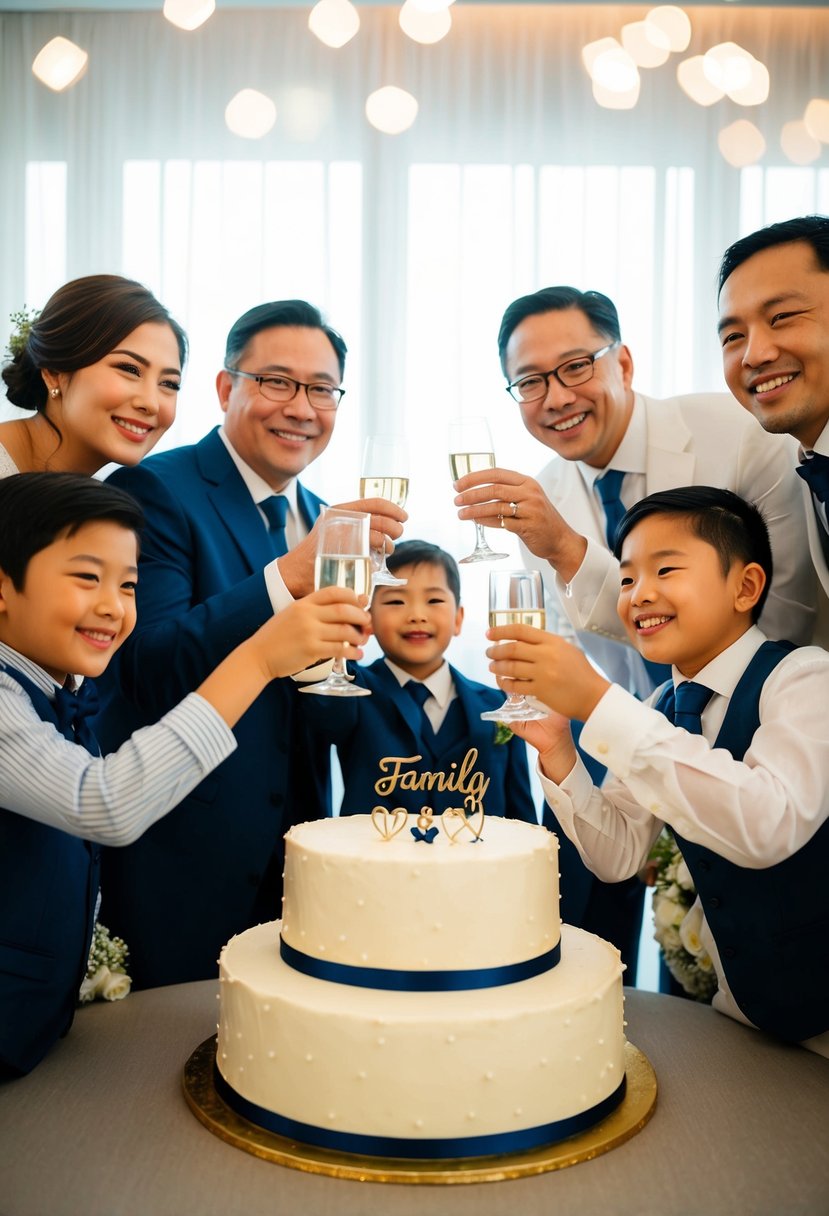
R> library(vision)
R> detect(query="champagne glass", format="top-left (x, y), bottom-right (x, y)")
top-left (360, 434), bottom-right (409, 586)
top-left (449, 417), bottom-right (509, 564)
top-left (299, 507), bottom-right (372, 697)
top-left (481, 569), bottom-right (548, 722)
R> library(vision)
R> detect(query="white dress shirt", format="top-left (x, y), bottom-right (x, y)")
top-left (537, 626), bottom-right (829, 1055)
top-left (0, 642), bottom-right (236, 847)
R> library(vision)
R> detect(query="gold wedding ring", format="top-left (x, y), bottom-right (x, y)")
top-left (498, 514), bottom-right (505, 528)
top-left (510, 501), bottom-right (518, 518)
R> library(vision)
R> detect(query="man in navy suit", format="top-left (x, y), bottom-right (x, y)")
top-left (302, 541), bottom-right (536, 826)
top-left (96, 300), bottom-right (405, 987)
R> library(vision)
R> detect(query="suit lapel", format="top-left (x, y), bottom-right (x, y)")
top-left (296, 482), bottom-right (326, 532)
top-left (193, 430), bottom-right (272, 572)
top-left (448, 666), bottom-right (494, 758)
top-left (366, 660), bottom-right (428, 752)
top-left (643, 395), bottom-right (695, 492)
top-left (801, 479), bottom-right (829, 598)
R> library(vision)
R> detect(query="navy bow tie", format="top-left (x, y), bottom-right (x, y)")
top-left (796, 454), bottom-right (829, 505)
top-left (53, 680), bottom-right (100, 752)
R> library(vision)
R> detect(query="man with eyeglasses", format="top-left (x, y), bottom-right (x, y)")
top-left (94, 300), bottom-right (406, 988)
top-left (454, 285), bottom-right (815, 983)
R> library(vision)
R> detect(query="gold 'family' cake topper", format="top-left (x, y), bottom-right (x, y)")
top-left (370, 748), bottom-right (488, 844)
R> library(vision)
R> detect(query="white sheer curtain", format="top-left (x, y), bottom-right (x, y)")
top-left (2, 3), bottom-right (828, 677)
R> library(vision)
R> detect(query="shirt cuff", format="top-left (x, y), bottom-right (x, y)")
top-left (579, 683), bottom-right (666, 779)
top-left (537, 753), bottom-right (596, 818)
top-left (264, 557), bottom-right (295, 614)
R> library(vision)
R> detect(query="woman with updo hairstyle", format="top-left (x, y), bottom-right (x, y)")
top-left (0, 274), bottom-right (187, 477)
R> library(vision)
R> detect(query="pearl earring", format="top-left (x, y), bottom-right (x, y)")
top-left (50, 387), bottom-right (60, 399)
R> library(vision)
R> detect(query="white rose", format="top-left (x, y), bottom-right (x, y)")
top-left (675, 857), bottom-right (694, 891)
top-left (654, 894), bottom-right (685, 929)
top-left (100, 969), bottom-right (132, 1001)
top-left (679, 903), bottom-right (704, 957)
top-left (79, 965), bottom-right (109, 1003)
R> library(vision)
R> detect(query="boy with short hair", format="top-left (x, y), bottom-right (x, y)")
top-left (305, 540), bottom-right (536, 823)
top-left (487, 487), bottom-right (829, 1052)
top-left (0, 472), bottom-right (369, 1077)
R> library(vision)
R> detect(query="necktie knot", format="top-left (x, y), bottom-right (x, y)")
top-left (796, 454), bottom-right (829, 504)
top-left (260, 495), bottom-right (289, 556)
top-left (596, 469), bottom-right (626, 547)
top-left (672, 680), bottom-right (714, 735)
top-left (404, 680), bottom-right (431, 710)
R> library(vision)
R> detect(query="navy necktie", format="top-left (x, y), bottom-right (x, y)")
top-left (404, 680), bottom-right (435, 735)
top-left (667, 680), bottom-right (714, 735)
top-left (796, 454), bottom-right (829, 505)
top-left (260, 495), bottom-right (289, 557)
top-left (595, 469), bottom-right (626, 548)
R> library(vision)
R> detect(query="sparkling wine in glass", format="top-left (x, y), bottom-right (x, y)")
top-left (448, 417), bottom-right (509, 564)
top-left (299, 507), bottom-right (372, 697)
top-left (360, 434), bottom-right (409, 587)
top-left (481, 569), bottom-right (548, 722)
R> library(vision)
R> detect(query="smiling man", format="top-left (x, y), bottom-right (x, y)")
top-left (453, 285), bottom-right (817, 981)
top-left (94, 300), bottom-right (405, 988)
top-left (717, 214), bottom-right (829, 619)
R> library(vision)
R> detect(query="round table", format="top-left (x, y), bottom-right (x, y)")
top-left (1, 984), bottom-right (827, 1215)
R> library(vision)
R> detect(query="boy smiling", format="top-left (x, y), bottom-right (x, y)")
top-left (487, 487), bottom-right (829, 1052)
top-left (0, 472), bottom-right (369, 1076)
top-left (303, 540), bottom-right (536, 823)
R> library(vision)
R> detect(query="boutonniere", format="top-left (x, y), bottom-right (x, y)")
top-left (493, 722), bottom-right (513, 745)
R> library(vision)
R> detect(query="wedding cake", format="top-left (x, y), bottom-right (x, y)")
top-left (215, 814), bottom-right (626, 1159)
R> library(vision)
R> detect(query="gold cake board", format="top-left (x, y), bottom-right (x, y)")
top-left (183, 1036), bottom-right (657, 1185)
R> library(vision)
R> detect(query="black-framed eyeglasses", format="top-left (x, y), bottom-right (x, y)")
top-left (224, 367), bottom-right (345, 410)
top-left (505, 342), bottom-right (620, 404)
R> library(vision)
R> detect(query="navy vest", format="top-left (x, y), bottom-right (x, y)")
top-left (0, 666), bottom-right (101, 1077)
top-left (655, 641), bottom-right (829, 1042)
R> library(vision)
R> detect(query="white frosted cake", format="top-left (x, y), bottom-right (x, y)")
top-left (216, 815), bottom-right (626, 1158)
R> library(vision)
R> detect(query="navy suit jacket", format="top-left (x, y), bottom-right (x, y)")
top-left (302, 658), bottom-right (537, 823)
top-left (96, 427), bottom-right (326, 988)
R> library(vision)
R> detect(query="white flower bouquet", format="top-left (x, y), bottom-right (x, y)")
top-left (79, 922), bottom-right (132, 1004)
top-left (648, 830), bottom-right (718, 1003)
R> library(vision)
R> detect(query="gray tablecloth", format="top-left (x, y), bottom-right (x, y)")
top-left (1, 984), bottom-right (827, 1216)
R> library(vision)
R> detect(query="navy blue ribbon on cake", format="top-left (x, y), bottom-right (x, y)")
top-left (279, 935), bottom-right (561, 991)
top-left (213, 1064), bottom-right (625, 1159)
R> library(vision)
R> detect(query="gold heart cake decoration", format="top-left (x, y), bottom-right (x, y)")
top-left (371, 806), bottom-right (409, 841)
top-left (441, 799), bottom-right (485, 843)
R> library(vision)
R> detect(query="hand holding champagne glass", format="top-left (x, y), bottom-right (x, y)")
top-left (481, 569), bottom-right (548, 722)
top-left (449, 417), bottom-right (509, 564)
top-left (299, 507), bottom-right (372, 697)
top-left (360, 435), bottom-right (409, 586)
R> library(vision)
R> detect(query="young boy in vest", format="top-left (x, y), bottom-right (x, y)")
top-left (487, 486), bottom-right (829, 1053)
top-left (0, 472), bottom-right (369, 1077)
top-left (303, 540), bottom-right (536, 824)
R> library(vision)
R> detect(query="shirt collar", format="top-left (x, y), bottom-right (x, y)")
top-left (384, 657), bottom-right (453, 708)
top-left (578, 393), bottom-right (646, 489)
top-left (218, 427), bottom-right (299, 517)
top-left (673, 624), bottom-right (766, 700)
top-left (0, 641), bottom-right (67, 698)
